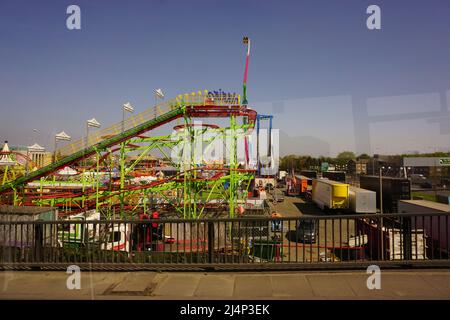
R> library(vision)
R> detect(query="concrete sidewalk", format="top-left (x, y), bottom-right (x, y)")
top-left (1, 269), bottom-right (450, 300)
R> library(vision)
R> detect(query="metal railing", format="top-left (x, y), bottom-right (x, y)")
top-left (1, 212), bottom-right (449, 270)
top-left (57, 99), bottom-right (180, 157)
top-left (57, 92), bottom-right (242, 157)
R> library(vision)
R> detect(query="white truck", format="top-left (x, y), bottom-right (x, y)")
top-left (101, 217), bottom-right (174, 253)
top-left (349, 186), bottom-right (377, 214)
top-left (58, 210), bottom-right (101, 248)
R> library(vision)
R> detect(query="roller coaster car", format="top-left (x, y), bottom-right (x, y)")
top-left (135, 213), bottom-right (175, 246)
top-left (164, 235), bottom-right (175, 244)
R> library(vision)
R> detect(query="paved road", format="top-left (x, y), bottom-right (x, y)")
top-left (267, 191), bottom-right (359, 262)
top-left (1, 269), bottom-right (450, 299)
top-left (268, 187), bottom-right (329, 217)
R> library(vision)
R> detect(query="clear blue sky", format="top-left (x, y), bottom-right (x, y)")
top-left (1, 0), bottom-right (449, 156)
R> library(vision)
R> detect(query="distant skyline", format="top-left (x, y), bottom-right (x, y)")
top-left (1, 0), bottom-right (450, 156)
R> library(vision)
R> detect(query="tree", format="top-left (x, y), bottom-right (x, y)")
top-left (357, 153), bottom-right (371, 160)
top-left (337, 151), bottom-right (356, 160)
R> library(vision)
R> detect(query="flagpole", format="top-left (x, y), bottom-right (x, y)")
top-left (54, 135), bottom-right (57, 163)
top-left (242, 37), bottom-right (251, 168)
top-left (122, 108), bottom-right (125, 133)
top-left (242, 37), bottom-right (251, 105)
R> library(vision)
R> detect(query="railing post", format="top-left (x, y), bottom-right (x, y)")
top-left (402, 216), bottom-right (412, 260)
top-left (208, 222), bottom-right (214, 264)
top-left (34, 223), bottom-right (43, 264)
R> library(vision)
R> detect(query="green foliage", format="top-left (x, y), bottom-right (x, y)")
top-left (337, 151), bottom-right (356, 160)
top-left (357, 153), bottom-right (371, 160)
top-left (412, 192), bottom-right (437, 202)
top-left (280, 150), bottom-right (450, 173)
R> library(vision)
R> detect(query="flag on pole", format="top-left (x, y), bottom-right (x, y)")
top-left (55, 131), bottom-right (72, 141)
top-left (87, 118), bottom-right (101, 128)
top-left (0, 141), bottom-right (15, 166)
top-left (155, 88), bottom-right (165, 99)
top-left (122, 102), bottom-right (134, 113)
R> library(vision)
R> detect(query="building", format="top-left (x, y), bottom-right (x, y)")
top-left (347, 159), bottom-right (370, 175)
top-left (27, 143), bottom-right (47, 168)
top-left (364, 156), bottom-right (402, 177)
top-left (403, 157), bottom-right (450, 186)
top-left (1, 141), bottom-right (52, 170)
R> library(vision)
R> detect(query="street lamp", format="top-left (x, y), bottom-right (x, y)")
top-left (122, 102), bottom-right (134, 133)
top-left (379, 165), bottom-right (387, 260)
top-left (26, 129), bottom-right (41, 173)
top-left (379, 166), bottom-right (385, 214)
top-left (86, 118), bottom-right (101, 167)
top-left (54, 131), bottom-right (71, 163)
top-left (154, 88), bottom-right (165, 118)
top-left (86, 118), bottom-right (101, 147)
top-left (378, 166), bottom-right (391, 211)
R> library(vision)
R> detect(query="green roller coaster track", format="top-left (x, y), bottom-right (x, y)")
top-left (0, 105), bottom-right (185, 195)
top-left (0, 96), bottom-right (258, 219)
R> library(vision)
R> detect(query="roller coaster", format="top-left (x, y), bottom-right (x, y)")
top-left (0, 38), bottom-right (269, 219)
top-left (0, 95), bottom-right (258, 218)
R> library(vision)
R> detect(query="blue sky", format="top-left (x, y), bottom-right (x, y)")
top-left (1, 0), bottom-right (450, 156)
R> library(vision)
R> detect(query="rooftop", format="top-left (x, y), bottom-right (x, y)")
top-left (0, 205), bottom-right (56, 215)
top-left (399, 200), bottom-right (450, 212)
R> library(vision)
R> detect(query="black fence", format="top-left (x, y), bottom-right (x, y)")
top-left (1, 212), bottom-right (449, 270)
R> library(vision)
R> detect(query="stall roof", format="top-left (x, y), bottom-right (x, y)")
top-left (0, 205), bottom-right (56, 215)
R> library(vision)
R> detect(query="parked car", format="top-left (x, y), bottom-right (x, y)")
top-left (296, 219), bottom-right (319, 243)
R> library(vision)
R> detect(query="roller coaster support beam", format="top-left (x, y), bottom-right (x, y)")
top-left (0, 106), bottom-right (184, 195)
top-left (119, 141), bottom-right (126, 217)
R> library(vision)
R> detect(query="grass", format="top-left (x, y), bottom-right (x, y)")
top-left (412, 192), bottom-right (437, 202)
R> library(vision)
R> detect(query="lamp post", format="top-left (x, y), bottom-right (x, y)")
top-left (122, 102), bottom-right (134, 133)
top-left (54, 131), bottom-right (71, 163)
top-left (154, 88), bottom-right (165, 118)
top-left (85, 118), bottom-right (101, 167)
top-left (25, 129), bottom-right (40, 173)
top-left (379, 165), bottom-right (386, 260)
top-left (379, 166), bottom-right (385, 213)
top-left (86, 118), bottom-right (101, 147)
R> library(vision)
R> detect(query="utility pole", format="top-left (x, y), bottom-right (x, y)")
top-left (379, 166), bottom-right (384, 260)
top-left (379, 167), bottom-right (383, 214)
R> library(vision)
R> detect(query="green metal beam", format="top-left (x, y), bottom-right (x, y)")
top-left (0, 106), bottom-right (184, 194)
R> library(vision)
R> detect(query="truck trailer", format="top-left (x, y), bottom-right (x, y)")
top-left (286, 175), bottom-right (310, 196)
top-left (356, 218), bottom-right (426, 260)
top-left (312, 179), bottom-right (349, 210)
top-left (349, 186), bottom-right (377, 214)
top-left (300, 170), bottom-right (317, 179)
top-left (322, 171), bottom-right (346, 182)
top-left (398, 200), bottom-right (450, 258)
top-left (359, 175), bottom-right (411, 213)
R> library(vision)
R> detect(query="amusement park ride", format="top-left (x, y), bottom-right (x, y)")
top-left (0, 38), bottom-right (273, 219)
